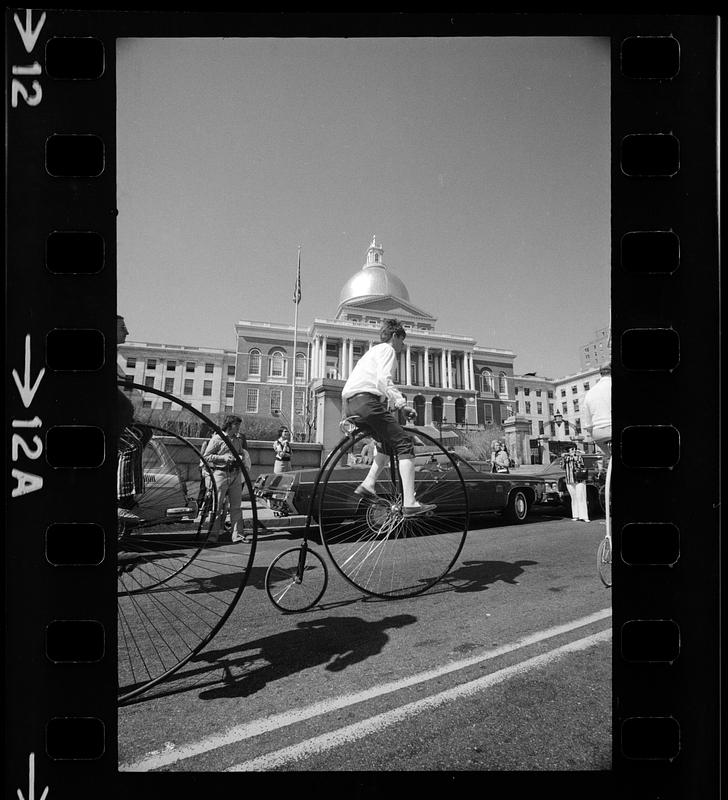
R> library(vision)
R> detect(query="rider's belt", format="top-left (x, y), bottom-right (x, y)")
top-left (275, 456), bottom-right (291, 461)
top-left (217, 464), bottom-right (241, 472)
top-left (346, 392), bottom-right (381, 402)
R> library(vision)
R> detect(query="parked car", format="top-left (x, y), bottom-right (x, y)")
top-left (253, 448), bottom-right (545, 530)
top-left (133, 436), bottom-right (198, 525)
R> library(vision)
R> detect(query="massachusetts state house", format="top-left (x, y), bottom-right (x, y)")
top-left (233, 237), bottom-right (517, 447)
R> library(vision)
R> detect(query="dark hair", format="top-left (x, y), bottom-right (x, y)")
top-left (278, 427), bottom-right (289, 437)
top-left (221, 414), bottom-right (242, 431)
top-left (380, 319), bottom-right (406, 342)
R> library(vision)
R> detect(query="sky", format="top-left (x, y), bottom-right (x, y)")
top-left (117, 35), bottom-right (610, 380)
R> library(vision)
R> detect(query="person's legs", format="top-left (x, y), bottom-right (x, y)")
top-left (227, 475), bottom-right (244, 541)
top-left (575, 482), bottom-right (589, 521)
top-left (359, 450), bottom-right (388, 493)
top-left (209, 471), bottom-right (230, 541)
top-left (397, 455), bottom-right (418, 507)
top-left (566, 482), bottom-right (578, 520)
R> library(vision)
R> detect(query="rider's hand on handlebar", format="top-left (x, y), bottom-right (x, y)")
top-left (403, 405), bottom-right (417, 424)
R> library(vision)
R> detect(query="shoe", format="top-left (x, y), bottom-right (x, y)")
top-left (231, 535), bottom-right (249, 543)
top-left (403, 503), bottom-right (437, 517)
top-left (354, 484), bottom-right (379, 501)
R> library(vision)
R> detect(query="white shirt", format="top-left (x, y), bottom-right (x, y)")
top-left (341, 342), bottom-right (406, 409)
top-left (582, 375), bottom-right (611, 431)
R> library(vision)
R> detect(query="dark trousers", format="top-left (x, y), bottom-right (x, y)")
top-left (344, 393), bottom-right (415, 458)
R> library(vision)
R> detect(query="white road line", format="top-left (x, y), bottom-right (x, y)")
top-left (120, 608), bottom-right (611, 771)
top-left (228, 629), bottom-right (611, 772)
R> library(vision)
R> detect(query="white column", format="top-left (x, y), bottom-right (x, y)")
top-left (314, 337), bottom-right (320, 379)
top-left (348, 339), bottom-right (354, 375)
top-left (405, 345), bottom-right (412, 387)
top-left (321, 336), bottom-right (327, 378)
top-left (446, 350), bottom-right (452, 389)
top-left (440, 350), bottom-right (446, 388)
top-left (424, 348), bottom-right (430, 387)
top-left (341, 339), bottom-right (348, 379)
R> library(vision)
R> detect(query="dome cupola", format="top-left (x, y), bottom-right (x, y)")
top-left (338, 236), bottom-right (411, 306)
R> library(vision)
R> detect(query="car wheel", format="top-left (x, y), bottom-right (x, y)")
top-left (505, 489), bottom-right (529, 524)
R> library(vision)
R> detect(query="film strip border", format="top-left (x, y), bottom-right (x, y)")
top-left (5, 11), bottom-right (719, 796)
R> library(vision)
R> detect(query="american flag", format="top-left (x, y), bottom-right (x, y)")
top-left (293, 247), bottom-right (301, 304)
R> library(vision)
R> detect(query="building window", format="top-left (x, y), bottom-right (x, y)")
top-left (480, 369), bottom-right (493, 393)
top-left (144, 377), bottom-right (154, 388)
top-left (162, 401), bottom-right (171, 410)
top-left (549, 403), bottom-right (554, 416)
top-left (270, 389), bottom-right (283, 413)
top-left (295, 353), bottom-right (306, 382)
top-left (142, 400), bottom-right (152, 408)
top-left (186, 361), bottom-right (195, 373)
top-left (537, 402), bottom-right (543, 415)
top-left (548, 391), bottom-right (553, 398)
top-left (269, 351), bottom-right (286, 379)
top-left (538, 420), bottom-right (545, 435)
top-left (498, 373), bottom-right (508, 394)
top-left (201, 404), bottom-right (211, 413)
top-left (536, 390), bottom-right (542, 397)
top-left (575, 418), bottom-right (582, 434)
top-left (203, 380), bottom-right (212, 397)
top-left (483, 403), bottom-right (493, 423)
top-left (225, 405), bottom-right (233, 414)
top-left (184, 379), bottom-right (193, 395)
top-left (562, 401), bottom-right (568, 414)
top-left (573, 399), bottom-right (580, 412)
top-left (501, 404), bottom-right (512, 419)
top-left (146, 359), bottom-right (157, 370)
top-left (561, 389), bottom-right (566, 397)
top-left (227, 364), bottom-right (235, 376)
top-left (294, 389), bottom-right (305, 417)
top-left (525, 401), bottom-right (531, 414)
top-left (124, 375), bottom-right (134, 391)
top-left (166, 360), bottom-right (176, 371)
top-left (572, 385), bottom-right (578, 394)
top-left (164, 377), bottom-right (174, 393)
top-left (583, 382), bottom-right (590, 391)
top-left (126, 357), bottom-right (136, 368)
top-left (248, 349), bottom-right (261, 377)
top-left (225, 382), bottom-right (234, 398)
top-left (205, 363), bottom-right (214, 373)
top-left (524, 387), bottom-right (530, 396)
top-left (246, 388), bottom-right (258, 413)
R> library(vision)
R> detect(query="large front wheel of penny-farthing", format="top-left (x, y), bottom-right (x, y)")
top-left (318, 428), bottom-right (469, 599)
top-left (117, 382), bottom-right (258, 704)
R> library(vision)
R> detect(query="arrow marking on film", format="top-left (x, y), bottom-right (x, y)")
top-left (13, 9), bottom-right (47, 54)
top-left (17, 753), bottom-right (49, 800)
top-left (13, 335), bottom-right (45, 408)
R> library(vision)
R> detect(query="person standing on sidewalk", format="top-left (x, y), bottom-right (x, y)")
top-left (273, 427), bottom-right (293, 474)
top-left (204, 414), bottom-right (249, 543)
top-left (561, 445), bottom-right (590, 522)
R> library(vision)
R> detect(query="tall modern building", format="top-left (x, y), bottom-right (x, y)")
top-left (233, 237), bottom-right (518, 448)
top-left (579, 326), bottom-right (611, 371)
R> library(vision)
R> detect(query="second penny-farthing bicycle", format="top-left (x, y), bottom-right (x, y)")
top-left (264, 413), bottom-right (470, 612)
top-left (117, 381), bottom-right (259, 703)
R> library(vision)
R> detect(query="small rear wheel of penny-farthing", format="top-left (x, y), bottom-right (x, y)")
top-left (117, 381), bottom-right (259, 704)
top-left (265, 546), bottom-right (329, 612)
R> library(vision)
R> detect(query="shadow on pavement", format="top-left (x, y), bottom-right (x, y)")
top-left (426, 559), bottom-right (539, 595)
top-left (193, 613), bottom-right (417, 700)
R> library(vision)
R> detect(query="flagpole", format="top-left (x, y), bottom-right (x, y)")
top-left (290, 245), bottom-right (301, 438)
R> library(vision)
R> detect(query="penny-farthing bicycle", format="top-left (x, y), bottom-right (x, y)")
top-left (596, 441), bottom-right (613, 588)
top-left (264, 414), bottom-right (470, 612)
top-left (117, 381), bottom-right (259, 703)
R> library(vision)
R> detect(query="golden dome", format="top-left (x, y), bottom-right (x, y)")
top-left (338, 236), bottom-right (410, 306)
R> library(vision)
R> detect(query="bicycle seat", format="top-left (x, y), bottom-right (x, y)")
top-left (339, 415), bottom-right (364, 435)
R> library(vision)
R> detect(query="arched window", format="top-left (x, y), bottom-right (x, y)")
top-left (295, 353), bottom-right (307, 383)
top-left (268, 350), bottom-right (286, 379)
top-left (480, 369), bottom-right (493, 393)
top-left (248, 349), bottom-right (261, 377)
top-left (498, 372), bottom-right (508, 395)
